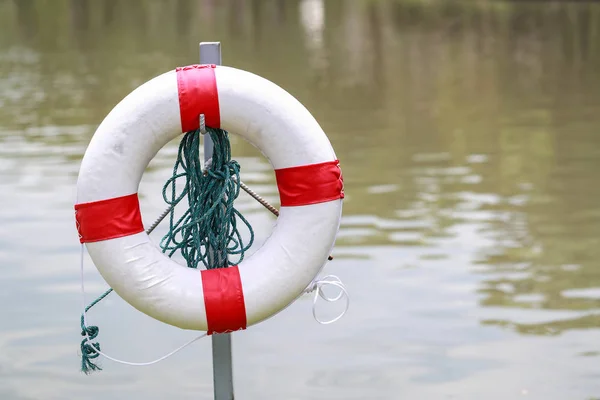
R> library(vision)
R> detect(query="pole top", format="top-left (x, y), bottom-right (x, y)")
top-left (200, 42), bottom-right (222, 66)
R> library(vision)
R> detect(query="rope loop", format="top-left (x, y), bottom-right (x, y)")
top-left (304, 275), bottom-right (350, 325)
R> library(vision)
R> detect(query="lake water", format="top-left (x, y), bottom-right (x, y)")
top-left (1, 1), bottom-right (600, 399)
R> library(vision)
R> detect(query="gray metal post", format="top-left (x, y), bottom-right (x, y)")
top-left (200, 41), bottom-right (234, 400)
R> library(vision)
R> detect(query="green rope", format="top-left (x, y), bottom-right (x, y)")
top-left (160, 127), bottom-right (254, 269)
top-left (80, 288), bottom-right (112, 374)
top-left (79, 127), bottom-right (254, 374)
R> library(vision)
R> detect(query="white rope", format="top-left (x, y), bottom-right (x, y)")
top-left (82, 333), bottom-right (206, 367)
top-left (80, 244), bottom-right (207, 367)
top-left (304, 274), bottom-right (350, 325)
top-left (79, 244), bottom-right (348, 367)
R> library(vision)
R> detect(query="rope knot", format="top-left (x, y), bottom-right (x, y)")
top-left (81, 339), bottom-right (101, 358)
top-left (304, 275), bottom-right (349, 325)
top-left (81, 324), bottom-right (99, 340)
top-left (80, 317), bottom-right (102, 374)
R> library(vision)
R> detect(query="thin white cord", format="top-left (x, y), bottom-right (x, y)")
top-left (304, 274), bottom-right (350, 325)
top-left (83, 333), bottom-right (207, 367)
top-left (80, 244), bottom-right (207, 367)
top-left (80, 243), bottom-right (347, 366)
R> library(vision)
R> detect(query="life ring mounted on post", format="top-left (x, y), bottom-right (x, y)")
top-left (75, 64), bottom-right (345, 334)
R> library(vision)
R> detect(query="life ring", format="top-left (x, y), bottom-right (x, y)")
top-left (74, 65), bottom-right (344, 334)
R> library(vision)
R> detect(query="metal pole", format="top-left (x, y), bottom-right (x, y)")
top-left (200, 41), bottom-right (234, 400)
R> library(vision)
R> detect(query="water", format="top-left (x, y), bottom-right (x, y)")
top-left (1, 0), bottom-right (600, 399)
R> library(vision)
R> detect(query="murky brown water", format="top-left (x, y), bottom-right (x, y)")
top-left (2, 1), bottom-right (600, 399)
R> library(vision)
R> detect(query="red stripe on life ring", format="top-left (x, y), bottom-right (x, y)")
top-left (74, 193), bottom-right (144, 243)
top-left (201, 266), bottom-right (247, 334)
top-left (275, 160), bottom-right (345, 207)
top-left (176, 64), bottom-right (221, 132)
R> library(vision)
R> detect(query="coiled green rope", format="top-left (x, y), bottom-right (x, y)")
top-left (160, 127), bottom-right (254, 269)
top-left (80, 127), bottom-right (254, 374)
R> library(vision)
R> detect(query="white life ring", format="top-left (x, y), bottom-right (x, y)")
top-left (75, 65), bottom-right (344, 333)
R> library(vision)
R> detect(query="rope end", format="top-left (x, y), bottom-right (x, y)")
top-left (80, 341), bottom-right (102, 374)
top-left (80, 324), bottom-right (102, 375)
